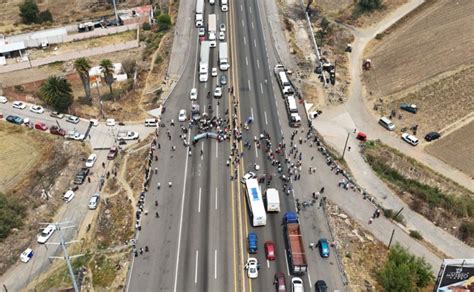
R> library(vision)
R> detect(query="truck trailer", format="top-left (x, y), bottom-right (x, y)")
top-left (283, 212), bottom-right (308, 275)
top-left (208, 14), bottom-right (217, 47)
top-left (195, 0), bottom-right (204, 27)
top-left (199, 41), bottom-right (211, 82)
top-left (219, 42), bottom-right (230, 70)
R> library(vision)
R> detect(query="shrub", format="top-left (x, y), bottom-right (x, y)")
top-left (359, 0), bottom-right (382, 11)
top-left (156, 13), bottom-right (172, 26)
top-left (142, 22), bottom-right (151, 31)
top-left (0, 193), bottom-right (26, 239)
top-left (19, 0), bottom-right (39, 24)
top-left (38, 10), bottom-right (53, 23)
top-left (459, 221), bottom-right (474, 242)
top-left (409, 230), bottom-right (423, 240)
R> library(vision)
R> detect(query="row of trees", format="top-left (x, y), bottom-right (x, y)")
top-left (38, 58), bottom-right (115, 113)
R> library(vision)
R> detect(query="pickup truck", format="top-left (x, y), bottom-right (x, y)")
top-left (117, 131), bottom-right (139, 141)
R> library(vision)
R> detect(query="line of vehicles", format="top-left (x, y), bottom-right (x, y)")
top-left (195, 0), bottom-right (228, 27)
top-left (273, 65), bottom-right (301, 127)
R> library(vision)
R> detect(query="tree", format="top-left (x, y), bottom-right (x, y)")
top-left (74, 58), bottom-right (92, 101)
top-left (38, 9), bottom-right (53, 23)
top-left (99, 59), bottom-right (115, 98)
top-left (39, 76), bottom-right (74, 112)
top-left (156, 13), bottom-right (172, 26)
top-left (378, 244), bottom-right (434, 291)
top-left (359, 0), bottom-right (382, 11)
top-left (19, 0), bottom-right (39, 24)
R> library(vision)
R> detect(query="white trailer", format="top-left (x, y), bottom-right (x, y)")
top-left (265, 188), bottom-right (280, 212)
top-left (208, 14), bottom-right (217, 47)
top-left (274, 64), bottom-right (294, 95)
top-left (286, 95), bottom-right (298, 113)
top-left (195, 0), bottom-right (204, 27)
top-left (199, 41), bottom-right (210, 82)
top-left (219, 42), bottom-right (230, 70)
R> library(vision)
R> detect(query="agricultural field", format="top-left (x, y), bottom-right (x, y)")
top-left (363, 0), bottom-right (474, 97)
top-left (426, 121), bottom-right (474, 179)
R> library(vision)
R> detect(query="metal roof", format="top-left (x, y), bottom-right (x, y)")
top-left (0, 41), bottom-right (26, 54)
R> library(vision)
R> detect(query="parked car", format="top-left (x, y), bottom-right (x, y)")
top-left (34, 122), bottom-right (48, 131)
top-left (117, 131), bottom-right (139, 141)
top-left (425, 131), bottom-right (440, 142)
top-left (178, 109), bottom-right (187, 122)
top-left (63, 190), bottom-right (75, 202)
top-left (400, 103), bottom-right (418, 114)
top-left (318, 239), bottom-right (330, 258)
top-left (37, 224), bottom-right (56, 244)
top-left (274, 272), bottom-right (287, 292)
top-left (107, 146), bottom-right (118, 160)
top-left (30, 105), bottom-right (44, 114)
top-left (50, 125), bottom-right (66, 136)
top-left (85, 154), bottom-right (97, 168)
top-left (20, 248), bottom-right (34, 263)
top-left (12, 101), bottom-right (26, 109)
top-left (264, 241), bottom-right (276, 261)
top-left (106, 118), bottom-right (116, 126)
top-left (66, 131), bottom-right (85, 141)
top-left (214, 86), bottom-right (222, 98)
top-left (190, 88), bottom-right (198, 100)
top-left (89, 119), bottom-right (99, 126)
top-left (314, 280), bottom-right (327, 292)
top-left (74, 167), bottom-right (90, 185)
top-left (245, 257), bottom-right (259, 279)
top-left (0, 96), bottom-right (7, 103)
top-left (66, 115), bottom-right (80, 124)
top-left (401, 133), bottom-right (419, 146)
top-left (6, 115), bottom-right (23, 125)
top-left (50, 111), bottom-right (64, 119)
top-left (220, 75), bottom-right (227, 85)
top-left (291, 277), bottom-right (304, 292)
top-left (88, 194), bottom-right (100, 209)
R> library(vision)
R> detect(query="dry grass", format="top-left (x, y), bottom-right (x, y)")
top-left (363, 0), bottom-right (474, 97)
top-left (426, 121), bottom-right (474, 179)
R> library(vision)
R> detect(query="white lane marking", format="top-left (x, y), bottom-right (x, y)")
top-left (267, 260), bottom-right (270, 268)
top-left (250, 107), bottom-right (254, 119)
top-left (254, 39), bottom-right (256, 48)
top-left (264, 111), bottom-right (268, 125)
top-left (216, 140), bottom-right (219, 158)
top-left (248, 79), bottom-right (251, 91)
top-left (251, 22), bottom-right (254, 29)
top-left (198, 188), bottom-right (202, 213)
top-left (249, 6), bottom-right (252, 13)
top-left (215, 187), bottom-right (218, 210)
top-left (242, 19), bottom-right (244, 27)
top-left (244, 36), bottom-right (246, 45)
top-left (240, 4), bottom-right (243, 11)
top-left (257, 59), bottom-right (260, 69)
top-left (308, 271), bottom-right (313, 288)
top-left (254, 143), bottom-right (258, 158)
top-left (246, 56), bottom-right (248, 66)
top-left (173, 132), bottom-right (192, 292)
top-left (201, 143), bottom-right (204, 161)
top-left (194, 250), bottom-right (199, 284)
top-left (260, 83), bottom-right (263, 94)
top-left (284, 249), bottom-right (290, 276)
top-left (214, 249), bottom-right (218, 279)
top-left (204, 82), bottom-right (207, 89)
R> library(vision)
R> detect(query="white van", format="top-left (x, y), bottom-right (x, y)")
top-left (145, 118), bottom-right (158, 127)
top-left (265, 188), bottom-right (280, 212)
top-left (379, 117), bottom-right (396, 131)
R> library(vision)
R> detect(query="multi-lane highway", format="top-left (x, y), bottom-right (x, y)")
top-left (127, 0), bottom-right (345, 291)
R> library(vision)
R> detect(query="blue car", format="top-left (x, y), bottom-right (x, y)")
top-left (6, 115), bottom-right (23, 125)
top-left (248, 232), bottom-right (257, 254)
top-left (318, 239), bottom-right (330, 258)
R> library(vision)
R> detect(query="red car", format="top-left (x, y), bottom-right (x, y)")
top-left (34, 122), bottom-right (48, 131)
top-left (50, 125), bottom-right (66, 136)
top-left (274, 272), bottom-right (287, 292)
top-left (265, 241), bottom-right (276, 261)
top-left (107, 146), bottom-right (118, 160)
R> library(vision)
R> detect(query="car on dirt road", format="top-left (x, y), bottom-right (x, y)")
top-left (12, 101), bottom-right (26, 109)
top-left (37, 224), bottom-right (56, 244)
top-left (34, 122), bottom-right (48, 131)
top-left (424, 131), bottom-right (441, 142)
top-left (88, 194), bottom-right (100, 209)
top-left (0, 96), bottom-right (7, 103)
top-left (85, 154), bottom-right (97, 168)
top-left (6, 115), bottom-right (23, 125)
top-left (117, 131), bottom-right (139, 141)
top-left (20, 248), bottom-right (34, 263)
top-left (400, 103), bottom-right (418, 114)
top-left (30, 105), bottom-right (45, 114)
top-left (63, 190), bottom-right (75, 202)
top-left (108, 146), bottom-right (118, 160)
top-left (74, 167), bottom-right (90, 185)
top-left (50, 125), bottom-right (66, 136)
top-left (401, 133), bottom-right (419, 146)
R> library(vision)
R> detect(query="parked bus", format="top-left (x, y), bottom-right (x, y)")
top-left (244, 179), bottom-right (267, 227)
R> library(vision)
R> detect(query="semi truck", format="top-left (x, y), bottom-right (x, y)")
top-left (199, 41), bottom-right (211, 82)
top-left (274, 64), bottom-right (294, 95)
top-left (195, 0), bottom-right (204, 27)
top-left (283, 212), bottom-right (308, 275)
top-left (219, 42), bottom-right (230, 70)
top-left (208, 14), bottom-right (217, 47)
top-left (265, 188), bottom-right (280, 212)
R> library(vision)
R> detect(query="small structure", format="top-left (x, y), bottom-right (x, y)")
top-left (0, 35), bottom-right (27, 64)
top-left (363, 59), bottom-right (372, 70)
top-left (117, 5), bottom-right (154, 25)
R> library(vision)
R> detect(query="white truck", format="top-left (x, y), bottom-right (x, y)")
top-left (265, 188), bottom-right (280, 212)
top-left (195, 0), bottom-right (204, 27)
top-left (274, 64), bottom-right (294, 95)
top-left (286, 95), bottom-right (298, 113)
top-left (208, 14), bottom-right (217, 47)
top-left (199, 41), bottom-right (211, 82)
top-left (219, 42), bottom-right (230, 70)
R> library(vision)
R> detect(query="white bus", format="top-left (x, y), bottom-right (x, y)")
top-left (245, 179), bottom-right (267, 227)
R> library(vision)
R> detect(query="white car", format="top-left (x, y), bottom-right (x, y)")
top-left (0, 96), bottom-right (7, 103)
top-left (50, 111), bottom-right (64, 119)
top-left (219, 31), bottom-right (225, 41)
top-left (245, 257), bottom-right (259, 279)
top-left (12, 101), bottom-right (26, 109)
top-left (66, 131), bottom-right (85, 141)
top-left (291, 277), bottom-right (304, 292)
top-left (88, 194), bottom-right (100, 210)
top-left (63, 190), bottom-right (75, 202)
top-left (89, 119), bottom-right (99, 126)
top-left (241, 171), bottom-right (256, 183)
top-left (220, 23), bottom-right (226, 32)
top-left (214, 86), bottom-right (223, 98)
top-left (209, 0), bottom-right (215, 4)
top-left (20, 248), bottom-right (34, 263)
top-left (221, 4), bottom-right (228, 12)
top-left (37, 224), bottom-right (56, 244)
top-left (117, 131), bottom-right (139, 140)
top-left (190, 88), bottom-right (198, 100)
top-left (198, 27), bottom-right (206, 36)
top-left (85, 153), bottom-right (97, 168)
top-left (178, 109), bottom-right (187, 122)
top-left (66, 115), bottom-right (80, 124)
top-left (29, 105), bottom-right (44, 114)
top-left (401, 133), bottom-right (419, 146)
top-left (106, 118), bottom-right (116, 126)
top-left (211, 67), bottom-right (218, 77)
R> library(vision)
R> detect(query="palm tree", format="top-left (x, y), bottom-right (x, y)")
top-left (99, 59), bottom-right (115, 98)
top-left (74, 57), bottom-right (91, 101)
top-left (39, 76), bottom-right (73, 112)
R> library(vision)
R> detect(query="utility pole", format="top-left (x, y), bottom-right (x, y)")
top-left (45, 222), bottom-right (84, 292)
top-left (388, 229), bottom-right (395, 248)
top-left (341, 132), bottom-right (350, 160)
top-left (112, 0), bottom-right (119, 26)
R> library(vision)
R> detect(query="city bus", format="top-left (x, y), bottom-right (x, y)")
top-left (244, 179), bottom-right (267, 227)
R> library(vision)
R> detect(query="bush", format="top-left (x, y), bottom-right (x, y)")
top-left (156, 13), bottom-right (172, 26)
top-left (359, 0), bottom-right (382, 11)
top-left (459, 221), bottom-right (474, 242)
top-left (0, 193), bottom-right (26, 239)
top-left (19, 0), bottom-right (39, 24)
top-left (409, 230), bottom-right (423, 240)
top-left (142, 22), bottom-right (151, 31)
top-left (378, 244), bottom-right (434, 290)
top-left (38, 10), bottom-right (53, 23)
top-left (158, 23), bottom-right (170, 32)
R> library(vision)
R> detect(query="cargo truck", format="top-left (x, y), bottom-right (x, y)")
top-left (195, 0), bottom-right (204, 27)
top-left (283, 212), bottom-right (308, 275)
top-left (219, 42), bottom-right (230, 70)
top-left (199, 41), bottom-right (210, 82)
top-left (274, 64), bottom-right (294, 95)
top-left (265, 188), bottom-right (280, 212)
top-left (208, 14), bottom-right (217, 47)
